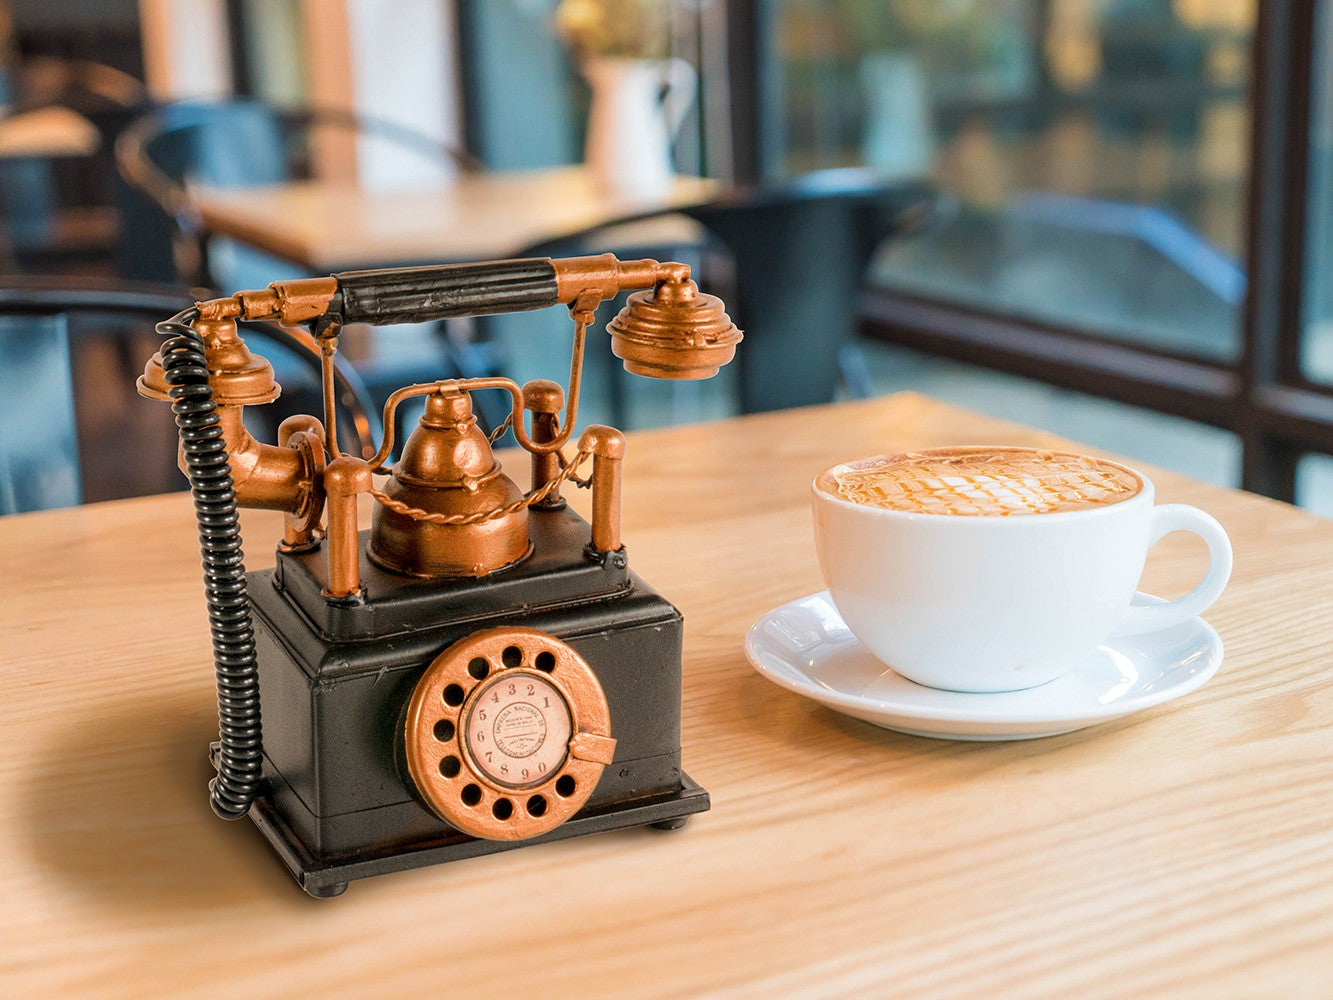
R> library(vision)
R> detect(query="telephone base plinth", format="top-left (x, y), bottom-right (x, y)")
top-left (242, 772), bottom-right (710, 898)
top-left (221, 507), bottom-right (707, 897)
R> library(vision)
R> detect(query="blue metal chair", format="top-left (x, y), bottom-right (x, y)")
top-left (114, 99), bottom-right (482, 289)
top-left (0, 279), bottom-right (378, 514)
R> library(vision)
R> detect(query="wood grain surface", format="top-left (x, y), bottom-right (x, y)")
top-left (191, 165), bottom-right (717, 270)
top-left (2, 393), bottom-right (1331, 998)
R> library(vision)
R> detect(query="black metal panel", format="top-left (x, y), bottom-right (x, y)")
top-left (251, 566), bottom-right (684, 816)
top-left (241, 504), bottom-right (702, 891)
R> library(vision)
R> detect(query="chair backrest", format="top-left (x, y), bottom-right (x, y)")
top-left (114, 99), bottom-right (484, 286)
top-left (0, 279), bottom-right (379, 514)
top-left (112, 101), bottom-right (294, 285)
top-left (683, 170), bottom-right (935, 412)
top-left (143, 100), bottom-right (291, 190)
top-left (521, 170), bottom-right (937, 414)
top-left (4, 57), bottom-right (147, 117)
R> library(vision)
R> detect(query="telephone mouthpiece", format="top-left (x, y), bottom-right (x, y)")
top-left (606, 277), bottom-right (742, 380)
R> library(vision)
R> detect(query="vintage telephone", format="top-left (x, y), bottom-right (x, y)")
top-left (139, 254), bottom-right (740, 896)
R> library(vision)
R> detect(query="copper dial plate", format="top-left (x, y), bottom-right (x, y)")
top-left (403, 627), bottom-right (616, 841)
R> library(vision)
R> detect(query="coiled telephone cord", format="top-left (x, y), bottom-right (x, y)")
top-left (158, 308), bottom-right (263, 820)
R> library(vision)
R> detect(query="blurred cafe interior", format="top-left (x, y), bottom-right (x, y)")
top-left (1, 0), bottom-right (1330, 518)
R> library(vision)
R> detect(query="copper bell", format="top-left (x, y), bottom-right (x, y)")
top-left (368, 389), bottom-right (530, 577)
top-left (607, 277), bottom-right (742, 380)
top-left (137, 316), bottom-right (281, 406)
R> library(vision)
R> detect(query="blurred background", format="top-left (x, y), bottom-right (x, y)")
top-left (1, 0), bottom-right (1331, 518)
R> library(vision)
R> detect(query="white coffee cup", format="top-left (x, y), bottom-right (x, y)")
top-left (811, 447), bottom-right (1233, 693)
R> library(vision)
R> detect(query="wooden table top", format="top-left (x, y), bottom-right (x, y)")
top-left (0, 106), bottom-right (99, 160)
top-left (3, 393), bottom-right (1331, 998)
top-left (191, 165), bottom-right (718, 271)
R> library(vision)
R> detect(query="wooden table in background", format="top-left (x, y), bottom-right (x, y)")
top-left (3, 393), bottom-right (1331, 997)
top-left (0, 106), bottom-right (99, 160)
top-left (191, 165), bottom-right (717, 271)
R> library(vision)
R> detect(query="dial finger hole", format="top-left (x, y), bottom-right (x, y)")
top-left (492, 798), bottom-right (514, 821)
top-left (526, 794), bottom-right (547, 817)
top-left (433, 719), bottom-right (455, 742)
top-left (467, 656), bottom-right (489, 680)
top-left (555, 774), bottom-right (576, 798)
top-left (501, 645), bottom-right (523, 668)
top-left (439, 755), bottom-right (461, 778)
top-left (460, 783), bottom-right (482, 807)
top-left (534, 650), bottom-right (556, 673)
top-left (442, 683), bottom-right (465, 707)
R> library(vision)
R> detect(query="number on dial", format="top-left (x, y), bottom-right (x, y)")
top-left (464, 672), bottom-right (571, 788)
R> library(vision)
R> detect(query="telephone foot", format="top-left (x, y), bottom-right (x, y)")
top-left (650, 816), bottom-right (690, 831)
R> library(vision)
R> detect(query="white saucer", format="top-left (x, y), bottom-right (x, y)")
top-left (744, 591), bottom-right (1223, 740)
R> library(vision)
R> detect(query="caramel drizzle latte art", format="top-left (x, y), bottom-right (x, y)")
top-left (825, 449), bottom-right (1141, 516)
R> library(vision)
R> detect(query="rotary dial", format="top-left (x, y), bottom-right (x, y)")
top-left (403, 627), bottom-right (616, 841)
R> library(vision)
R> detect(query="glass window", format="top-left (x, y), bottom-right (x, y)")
top-left (1303, 0), bottom-right (1333, 385)
top-left (858, 341), bottom-right (1241, 487)
top-left (1296, 454), bottom-right (1333, 518)
top-left (765, 0), bottom-right (1254, 360)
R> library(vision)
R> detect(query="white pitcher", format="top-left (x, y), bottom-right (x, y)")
top-left (582, 56), bottom-right (696, 200)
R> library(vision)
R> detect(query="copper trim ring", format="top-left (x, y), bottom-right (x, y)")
top-left (403, 627), bottom-right (615, 841)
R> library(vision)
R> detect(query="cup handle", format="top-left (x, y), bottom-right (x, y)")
top-left (1111, 504), bottom-right (1232, 636)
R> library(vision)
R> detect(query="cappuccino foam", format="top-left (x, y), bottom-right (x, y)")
top-left (820, 447), bottom-right (1141, 516)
